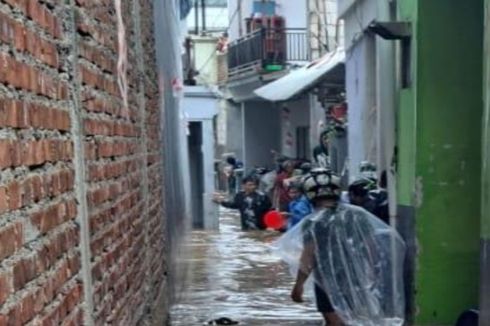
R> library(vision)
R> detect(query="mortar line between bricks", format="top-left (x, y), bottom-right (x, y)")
top-left (132, 0), bottom-right (153, 323)
top-left (67, 3), bottom-right (95, 325)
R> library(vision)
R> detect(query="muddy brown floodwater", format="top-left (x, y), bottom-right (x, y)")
top-left (170, 209), bottom-right (323, 326)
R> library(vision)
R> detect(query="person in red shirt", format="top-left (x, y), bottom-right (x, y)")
top-left (273, 160), bottom-right (295, 212)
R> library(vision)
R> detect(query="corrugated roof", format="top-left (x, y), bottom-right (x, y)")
top-left (254, 48), bottom-right (345, 102)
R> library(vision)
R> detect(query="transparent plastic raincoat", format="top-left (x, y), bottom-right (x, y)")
top-left (273, 204), bottom-right (406, 326)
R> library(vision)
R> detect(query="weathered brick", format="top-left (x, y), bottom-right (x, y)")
top-left (0, 223), bottom-right (23, 261)
top-left (3, 0), bottom-right (28, 14)
top-left (12, 256), bottom-right (37, 290)
top-left (0, 1), bottom-right (166, 324)
top-left (0, 139), bottom-right (12, 169)
top-left (0, 271), bottom-right (13, 306)
top-left (30, 199), bottom-right (77, 235)
top-left (60, 307), bottom-right (84, 326)
top-left (36, 226), bottom-right (79, 275)
top-left (25, 1), bottom-right (62, 39)
top-left (0, 187), bottom-right (8, 214)
top-left (5, 286), bottom-right (44, 325)
top-left (7, 181), bottom-right (22, 210)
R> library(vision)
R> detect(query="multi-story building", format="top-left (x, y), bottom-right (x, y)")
top-left (220, 0), bottom-right (345, 172)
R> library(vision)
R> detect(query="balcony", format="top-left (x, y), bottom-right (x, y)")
top-left (227, 28), bottom-right (310, 79)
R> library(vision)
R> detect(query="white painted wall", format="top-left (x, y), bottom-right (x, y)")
top-left (243, 102), bottom-right (281, 170)
top-left (200, 119), bottom-right (219, 229)
top-left (280, 97), bottom-right (311, 158)
top-left (277, 0), bottom-right (308, 28)
top-left (309, 95), bottom-right (326, 159)
top-left (184, 88), bottom-right (219, 118)
top-left (183, 87), bottom-right (219, 229)
top-left (338, 0), bottom-right (376, 50)
top-left (216, 99), bottom-right (227, 147)
top-left (345, 35), bottom-right (377, 182)
top-left (325, 0), bottom-right (341, 48)
top-left (339, 0), bottom-right (398, 228)
top-left (192, 36), bottom-right (220, 85)
top-left (225, 101), bottom-right (245, 160)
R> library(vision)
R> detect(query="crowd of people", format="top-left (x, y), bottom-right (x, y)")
top-left (212, 135), bottom-right (404, 325)
top-left (214, 153), bottom-right (389, 232)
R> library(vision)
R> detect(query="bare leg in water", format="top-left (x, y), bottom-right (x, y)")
top-left (321, 312), bottom-right (344, 325)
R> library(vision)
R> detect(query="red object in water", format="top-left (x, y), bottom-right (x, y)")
top-left (263, 210), bottom-right (285, 229)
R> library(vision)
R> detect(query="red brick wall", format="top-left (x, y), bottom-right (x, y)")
top-left (0, 1), bottom-right (167, 325)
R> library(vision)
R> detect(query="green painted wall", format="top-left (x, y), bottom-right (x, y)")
top-left (397, 0), bottom-right (417, 206)
top-left (398, 0), bottom-right (483, 324)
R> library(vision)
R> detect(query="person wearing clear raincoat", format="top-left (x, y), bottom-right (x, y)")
top-left (273, 169), bottom-right (406, 326)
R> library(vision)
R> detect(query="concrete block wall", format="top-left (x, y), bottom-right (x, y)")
top-left (0, 0), bottom-right (167, 325)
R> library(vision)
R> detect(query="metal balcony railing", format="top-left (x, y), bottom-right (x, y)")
top-left (227, 28), bottom-right (309, 77)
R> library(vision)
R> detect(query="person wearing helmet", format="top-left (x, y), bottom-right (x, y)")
top-left (359, 161), bottom-right (377, 181)
top-left (348, 178), bottom-right (389, 224)
top-left (291, 169), bottom-right (344, 326)
top-left (279, 169), bottom-right (405, 325)
top-left (348, 178), bottom-right (376, 206)
top-left (299, 161), bottom-right (312, 175)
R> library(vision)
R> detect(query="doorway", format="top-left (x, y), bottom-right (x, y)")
top-left (188, 122), bottom-right (205, 228)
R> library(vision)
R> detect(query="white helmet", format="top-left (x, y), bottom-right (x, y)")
top-left (303, 168), bottom-right (341, 201)
top-left (359, 161), bottom-right (377, 181)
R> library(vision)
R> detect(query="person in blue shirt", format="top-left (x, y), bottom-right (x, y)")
top-left (286, 183), bottom-right (313, 229)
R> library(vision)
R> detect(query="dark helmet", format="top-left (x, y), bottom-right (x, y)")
top-left (348, 177), bottom-right (377, 198)
top-left (300, 162), bottom-right (312, 174)
top-left (302, 168), bottom-right (341, 201)
top-left (226, 156), bottom-right (237, 165)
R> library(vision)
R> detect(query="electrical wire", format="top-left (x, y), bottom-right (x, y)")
top-left (310, 0), bottom-right (334, 52)
top-left (196, 3), bottom-right (240, 73)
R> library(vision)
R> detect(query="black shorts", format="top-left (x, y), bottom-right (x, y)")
top-left (314, 284), bottom-right (334, 313)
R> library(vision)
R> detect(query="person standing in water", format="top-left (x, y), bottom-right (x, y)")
top-left (213, 176), bottom-right (272, 231)
top-left (285, 183), bottom-right (313, 229)
top-left (290, 169), bottom-right (344, 325)
top-left (283, 169), bottom-right (405, 325)
top-left (313, 130), bottom-right (330, 168)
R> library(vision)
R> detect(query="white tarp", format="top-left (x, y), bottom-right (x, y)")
top-left (254, 48), bottom-right (345, 102)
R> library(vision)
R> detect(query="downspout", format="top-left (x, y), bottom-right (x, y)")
top-left (306, 0), bottom-right (312, 59)
top-left (238, 0), bottom-right (243, 37)
top-left (201, 0), bottom-right (207, 33)
top-left (241, 102), bottom-right (247, 170)
top-left (480, 2), bottom-right (490, 324)
top-left (195, 0), bottom-right (199, 34)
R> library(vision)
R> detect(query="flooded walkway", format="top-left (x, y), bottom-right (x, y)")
top-left (170, 209), bottom-right (323, 326)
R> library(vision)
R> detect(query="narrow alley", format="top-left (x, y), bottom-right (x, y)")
top-left (170, 209), bottom-right (322, 326)
top-left (2, 0), bottom-right (490, 325)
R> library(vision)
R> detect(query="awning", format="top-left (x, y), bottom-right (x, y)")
top-left (254, 48), bottom-right (345, 102)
